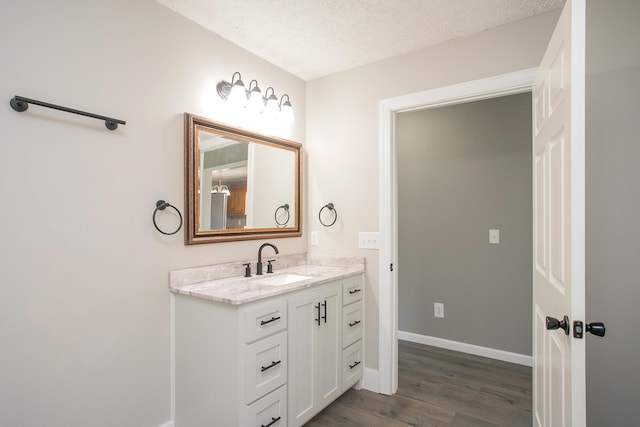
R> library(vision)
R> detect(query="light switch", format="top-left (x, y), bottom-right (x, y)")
top-left (489, 229), bottom-right (500, 244)
top-left (358, 232), bottom-right (379, 250)
top-left (311, 231), bottom-right (319, 246)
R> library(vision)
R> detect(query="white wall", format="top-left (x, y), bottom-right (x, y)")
top-left (0, 1), bottom-right (305, 426)
top-left (306, 11), bottom-right (560, 372)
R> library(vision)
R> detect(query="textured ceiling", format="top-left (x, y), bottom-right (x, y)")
top-left (156, 0), bottom-right (565, 81)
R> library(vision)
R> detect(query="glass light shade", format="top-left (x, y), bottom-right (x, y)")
top-left (220, 185), bottom-right (231, 196)
top-left (264, 95), bottom-right (280, 119)
top-left (280, 102), bottom-right (294, 125)
top-left (247, 88), bottom-right (265, 113)
top-left (227, 81), bottom-right (247, 108)
top-left (211, 185), bottom-right (220, 194)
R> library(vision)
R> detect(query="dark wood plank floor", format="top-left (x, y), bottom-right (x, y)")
top-left (305, 340), bottom-right (532, 426)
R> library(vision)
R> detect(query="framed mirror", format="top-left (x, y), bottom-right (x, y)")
top-left (184, 113), bottom-right (302, 244)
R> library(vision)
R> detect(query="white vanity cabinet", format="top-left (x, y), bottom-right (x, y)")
top-left (173, 269), bottom-right (364, 427)
top-left (174, 294), bottom-right (288, 427)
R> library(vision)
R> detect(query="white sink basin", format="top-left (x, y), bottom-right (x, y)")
top-left (252, 274), bottom-right (312, 286)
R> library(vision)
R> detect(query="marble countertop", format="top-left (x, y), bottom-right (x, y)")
top-left (169, 254), bottom-right (365, 305)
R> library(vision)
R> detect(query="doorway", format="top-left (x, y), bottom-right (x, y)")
top-left (395, 92), bottom-right (533, 362)
top-left (377, 68), bottom-right (538, 394)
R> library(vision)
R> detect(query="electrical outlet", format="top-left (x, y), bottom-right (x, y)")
top-left (489, 229), bottom-right (500, 244)
top-left (434, 302), bottom-right (444, 318)
top-left (311, 231), bottom-right (319, 246)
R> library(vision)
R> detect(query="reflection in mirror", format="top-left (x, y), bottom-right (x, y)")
top-left (185, 113), bottom-right (302, 244)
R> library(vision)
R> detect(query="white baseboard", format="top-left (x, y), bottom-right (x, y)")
top-left (158, 422), bottom-right (174, 427)
top-left (361, 367), bottom-right (379, 393)
top-left (398, 330), bottom-right (532, 367)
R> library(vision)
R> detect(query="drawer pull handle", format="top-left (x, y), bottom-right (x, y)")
top-left (349, 360), bottom-right (361, 370)
top-left (260, 316), bottom-right (281, 326)
top-left (261, 360), bottom-right (281, 372)
top-left (322, 301), bottom-right (328, 323)
top-left (315, 303), bottom-right (321, 325)
top-left (261, 416), bottom-right (282, 427)
top-left (348, 288), bottom-right (361, 295)
top-left (349, 320), bottom-right (361, 327)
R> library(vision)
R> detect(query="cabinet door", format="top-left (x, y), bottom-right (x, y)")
top-left (288, 291), bottom-right (317, 426)
top-left (316, 284), bottom-right (342, 409)
top-left (235, 185), bottom-right (246, 214)
top-left (227, 185), bottom-right (247, 215)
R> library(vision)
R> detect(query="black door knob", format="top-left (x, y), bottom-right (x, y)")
top-left (586, 322), bottom-right (606, 337)
top-left (573, 320), bottom-right (606, 338)
top-left (546, 315), bottom-right (570, 335)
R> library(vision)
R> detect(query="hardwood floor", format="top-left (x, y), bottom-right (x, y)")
top-left (305, 340), bottom-right (532, 426)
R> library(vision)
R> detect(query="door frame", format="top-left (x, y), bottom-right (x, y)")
top-left (377, 68), bottom-right (538, 394)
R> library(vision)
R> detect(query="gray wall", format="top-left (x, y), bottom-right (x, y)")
top-left (585, 1), bottom-right (640, 425)
top-left (397, 93), bottom-right (533, 355)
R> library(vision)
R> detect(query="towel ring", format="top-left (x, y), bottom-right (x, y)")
top-left (319, 203), bottom-right (337, 227)
top-left (274, 203), bottom-right (290, 227)
top-left (153, 200), bottom-right (183, 235)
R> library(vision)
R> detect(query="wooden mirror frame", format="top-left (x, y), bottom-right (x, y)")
top-left (184, 113), bottom-right (302, 244)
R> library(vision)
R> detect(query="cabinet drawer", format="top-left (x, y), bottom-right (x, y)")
top-left (243, 385), bottom-right (287, 427)
top-left (342, 276), bottom-right (363, 306)
top-left (245, 331), bottom-right (287, 404)
top-left (341, 341), bottom-right (363, 392)
top-left (342, 300), bottom-right (363, 349)
top-left (244, 299), bottom-right (287, 343)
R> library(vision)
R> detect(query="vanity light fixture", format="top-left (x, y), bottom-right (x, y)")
top-left (211, 184), bottom-right (231, 196)
top-left (216, 72), bottom-right (295, 124)
top-left (211, 171), bottom-right (231, 196)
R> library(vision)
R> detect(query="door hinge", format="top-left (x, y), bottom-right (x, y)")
top-left (390, 263), bottom-right (394, 272)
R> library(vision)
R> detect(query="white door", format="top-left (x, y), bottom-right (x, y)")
top-left (532, 0), bottom-right (586, 426)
